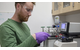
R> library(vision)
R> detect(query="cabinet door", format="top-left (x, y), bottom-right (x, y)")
top-left (60, 2), bottom-right (73, 13)
top-left (52, 2), bottom-right (61, 15)
top-left (74, 2), bottom-right (80, 10)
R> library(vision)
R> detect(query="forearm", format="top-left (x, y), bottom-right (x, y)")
top-left (16, 35), bottom-right (38, 47)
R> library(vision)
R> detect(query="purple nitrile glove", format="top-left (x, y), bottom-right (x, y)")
top-left (35, 32), bottom-right (50, 44)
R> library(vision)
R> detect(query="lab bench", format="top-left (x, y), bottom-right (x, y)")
top-left (43, 36), bottom-right (80, 47)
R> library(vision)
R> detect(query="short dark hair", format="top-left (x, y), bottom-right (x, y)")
top-left (15, 2), bottom-right (36, 8)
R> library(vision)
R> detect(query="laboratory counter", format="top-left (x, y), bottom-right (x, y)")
top-left (47, 36), bottom-right (80, 47)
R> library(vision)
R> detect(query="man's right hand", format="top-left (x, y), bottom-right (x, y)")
top-left (35, 32), bottom-right (50, 44)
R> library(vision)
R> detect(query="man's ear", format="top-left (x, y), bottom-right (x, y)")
top-left (16, 3), bottom-right (21, 10)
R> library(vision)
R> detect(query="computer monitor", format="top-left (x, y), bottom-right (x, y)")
top-left (60, 22), bottom-right (69, 36)
top-left (61, 22), bottom-right (68, 32)
top-left (61, 23), bottom-right (66, 29)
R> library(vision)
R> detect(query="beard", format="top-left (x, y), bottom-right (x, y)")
top-left (19, 15), bottom-right (29, 22)
top-left (18, 10), bottom-right (29, 22)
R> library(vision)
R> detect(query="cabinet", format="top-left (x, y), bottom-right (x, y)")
top-left (60, 2), bottom-right (73, 13)
top-left (52, 2), bottom-right (61, 15)
top-left (52, 2), bottom-right (80, 16)
top-left (74, 2), bottom-right (80, 10)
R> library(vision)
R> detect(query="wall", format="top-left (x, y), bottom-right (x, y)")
top-left (0, 2), bottom-right (15, 12)
top-left (0, 2), bottom-right (54, 47)
top-left (66, 13), bottom-right (80, 22)
top-left (57, 13), bottom-right (80, 23)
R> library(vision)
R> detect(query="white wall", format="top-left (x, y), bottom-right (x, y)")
top-left (26, 2), bottom-right (53, 34)
top-left (58, 13), bottom-right (80, 23)
top-left (66, 13), bottom-right (80, 22)
top-left (0, 2), bottom-right (15, 12)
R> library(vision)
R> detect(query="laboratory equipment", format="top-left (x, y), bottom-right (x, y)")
top-left (60, 22), bottom-right (80, 37)
top-left (61, 36), bottom-right (73, 42)
top-left (40, 25), bottom-right (77, 47)
top-left (41, 26), bottom-right (45, 32)
top-left (40, 17), bottom-right (80, 47)
top-left (47, 26), bottom-right (51, 33)
top-left (41, 26), bottom-right (46, 47)
top-left (54, 16), bottom-right (60, 35)
top-left (55, 16), bottom-right (60, 25)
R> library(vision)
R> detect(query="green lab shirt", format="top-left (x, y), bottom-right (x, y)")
top-left (0, 19), bottom-right (39, 47)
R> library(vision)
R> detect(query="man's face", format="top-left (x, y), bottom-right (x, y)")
top-left (18, 2), bottom-right (34, 22)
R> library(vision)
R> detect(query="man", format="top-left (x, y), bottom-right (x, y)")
top-left (0, 2), bottom-right (50, 47)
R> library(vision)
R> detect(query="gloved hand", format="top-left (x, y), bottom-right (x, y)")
top-left (35, 32), bottom-right (50, 44)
